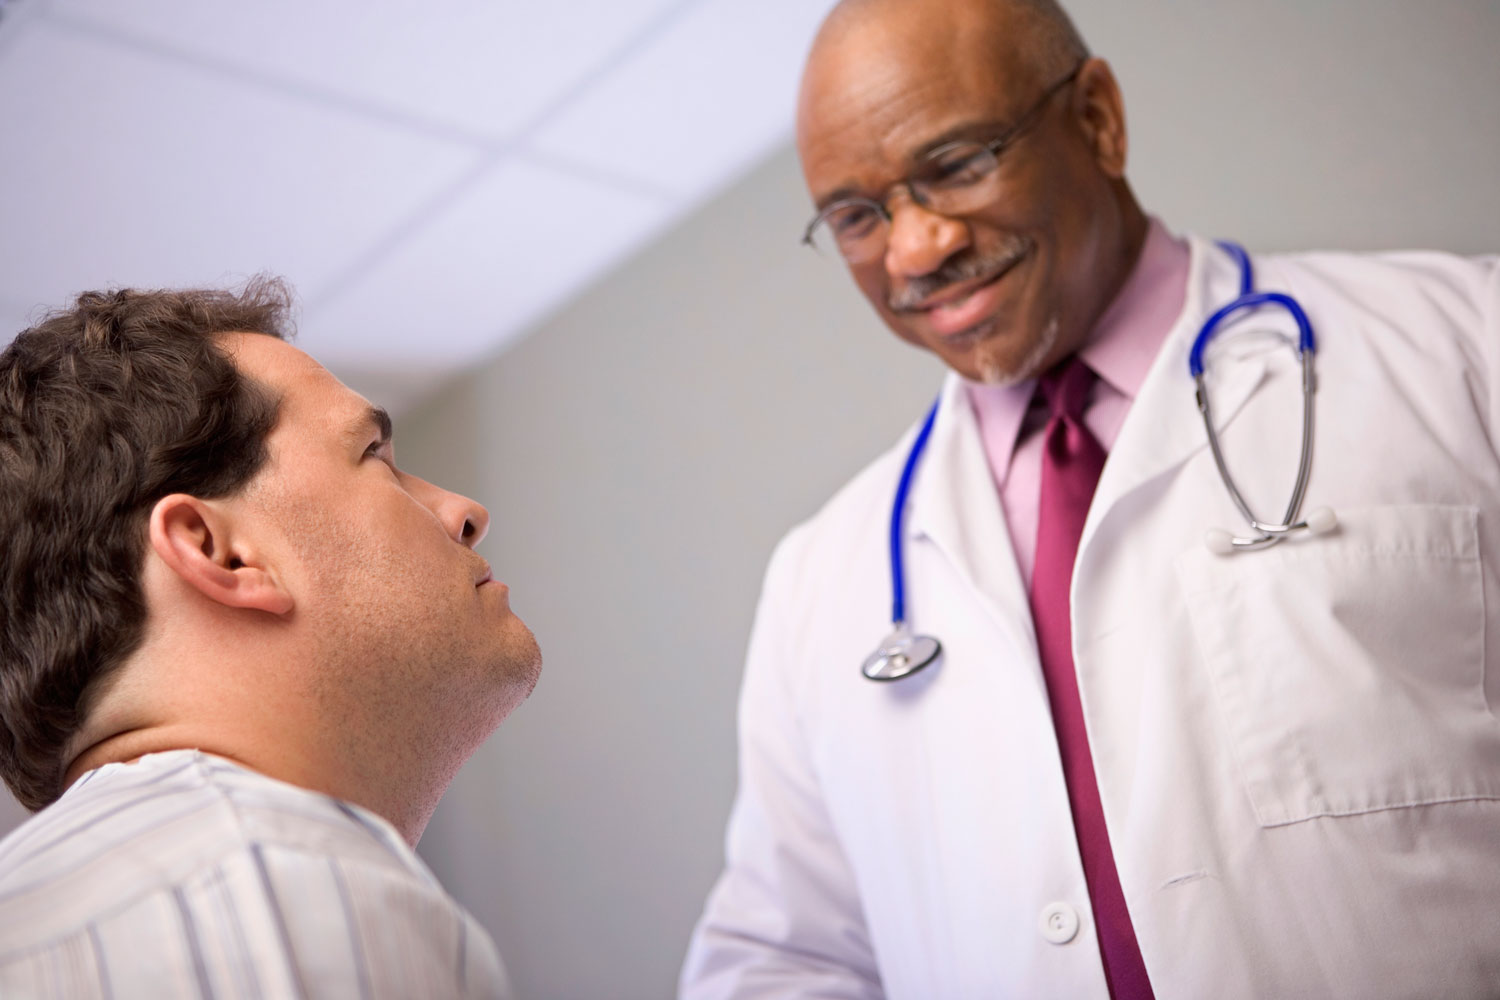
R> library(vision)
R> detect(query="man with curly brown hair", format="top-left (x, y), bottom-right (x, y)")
top-left (0, 279), bottom-right (540, 998)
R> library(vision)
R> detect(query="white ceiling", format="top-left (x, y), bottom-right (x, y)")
top-left (0, 0), bottom-right (835, 410)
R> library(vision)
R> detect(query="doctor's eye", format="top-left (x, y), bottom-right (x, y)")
top-left (828, 203), bottom-right (883, 237)
top-left (918, 145), bottom-right (996, 191)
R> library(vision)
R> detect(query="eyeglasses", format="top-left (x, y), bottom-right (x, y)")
top-left (800, 62), bottom-right (1084, 264)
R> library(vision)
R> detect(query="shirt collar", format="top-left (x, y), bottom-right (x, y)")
top-left (961, 217), bottom-right (1191, 481)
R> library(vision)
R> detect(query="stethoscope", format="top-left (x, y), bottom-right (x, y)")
top-left (861, 241), bottom-right (1336, 681)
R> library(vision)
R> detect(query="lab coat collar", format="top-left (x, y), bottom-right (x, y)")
top-left (1080, 235), bottom-right (1271, 551)
top-left (904, 235), bottom-right (1269, 645)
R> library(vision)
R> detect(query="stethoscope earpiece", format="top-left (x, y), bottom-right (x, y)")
top-left (1305, 506), bottom-right (1338, 534)
top-left (1203, 528), bottom-right (1236, 555)
top-left (1203, 505), bottom-right (1338, 555)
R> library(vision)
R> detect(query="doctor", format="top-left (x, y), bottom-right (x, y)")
top-left (682, 0), bottom-right (1500, 997)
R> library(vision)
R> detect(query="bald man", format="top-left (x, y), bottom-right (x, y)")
top-left (682, 0), bottom-right (1500, 997)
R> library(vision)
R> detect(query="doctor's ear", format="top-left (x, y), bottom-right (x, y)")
top-left (147, 494), bottom-right (294, 616)
top-left (1071, 57), bottom-right (1128, 179)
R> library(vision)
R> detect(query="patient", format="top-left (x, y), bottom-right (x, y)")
top-left (0, 280), bottom-right (540, 997)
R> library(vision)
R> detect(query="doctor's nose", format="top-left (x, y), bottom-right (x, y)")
top-left (883, 198), bottom-right (971, 279)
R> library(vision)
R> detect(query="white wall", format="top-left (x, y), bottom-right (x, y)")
top-left (398, 3), bottom-right (1500, 998)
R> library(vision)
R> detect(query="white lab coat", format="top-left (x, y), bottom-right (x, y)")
top-left (682, 237), bottom-right (1500, 999)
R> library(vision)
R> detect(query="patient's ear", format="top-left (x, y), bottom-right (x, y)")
top-left (148, 494), bottom-right (293, 615)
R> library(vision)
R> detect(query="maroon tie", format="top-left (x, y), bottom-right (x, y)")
top-left (1029, 358), bottom-right (1154, 1000)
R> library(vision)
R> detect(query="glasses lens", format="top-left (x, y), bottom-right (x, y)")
top-left (912, 143), bottom-right (1001, 215)
top-left (808, 201), bottom-right (886, 263)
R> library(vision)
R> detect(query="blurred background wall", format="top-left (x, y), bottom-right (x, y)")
top-left (3, 2), bottom-right (1499, 998)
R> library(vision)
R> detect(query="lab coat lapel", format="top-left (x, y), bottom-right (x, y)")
top-left (906, 376), bottom-right (1039, 659)
top-left (900, 237), bottom-right (1267, 658)
top-left (1082, 236), bottom-right (1269, 548)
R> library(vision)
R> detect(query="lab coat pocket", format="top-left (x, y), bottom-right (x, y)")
top-left (1176, 504), bottom-right (1500, 827)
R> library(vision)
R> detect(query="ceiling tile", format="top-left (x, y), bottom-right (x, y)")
top-left (0, 23), bottom-right (479, 327)
top-left (45, 0), bottom-right (689, 142)
top-left (301, 158), bottom-right (669, 371)
top-left (526, 0), bottom-right (834, 202)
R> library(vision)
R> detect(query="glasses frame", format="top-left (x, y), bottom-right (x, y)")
top-left (800, 61), bottom-right (1086, 261)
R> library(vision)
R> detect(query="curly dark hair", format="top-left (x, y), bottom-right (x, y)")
top-left (0, 278), bottom-right (293, 810)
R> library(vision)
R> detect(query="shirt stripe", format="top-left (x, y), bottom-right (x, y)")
top-left (328, 858), bottom-right (373, 1000)
top-left (86, 923), bottom-right (112, 1000)
top-left (172, 885), bottom-right (217, 1000)
top-left (0, 750), bottom-right (511, 998)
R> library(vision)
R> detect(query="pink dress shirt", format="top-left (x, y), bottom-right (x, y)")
top-left (965, 219), bottom-right (1191, 585)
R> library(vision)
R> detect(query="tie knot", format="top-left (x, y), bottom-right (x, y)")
top-left (1038, 356), bottom-right (1096, 423)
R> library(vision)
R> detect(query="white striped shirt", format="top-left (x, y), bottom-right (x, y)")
top-left (0, 750), bottom-right (510, 999)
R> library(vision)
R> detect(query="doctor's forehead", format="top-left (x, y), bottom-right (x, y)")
top-left (802, 0), bottom-right (1051, 91)
top-left (797, 0), bottom-right (1048, 161)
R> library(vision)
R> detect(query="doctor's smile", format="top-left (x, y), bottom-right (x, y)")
top-left (885, 233), bottom-right (1038, 363)
top-left (892, 241), bottom-right (1035, 341)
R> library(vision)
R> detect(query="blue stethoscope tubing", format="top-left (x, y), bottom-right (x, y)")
top-left (860, 399), bottom-right (944, 681)
top-left (1192, 241), bottom-right (1333, 553)
top-left (889, 398), bottom-right (942, 626)
top-left (861, 240), bottom-right (1331, 681)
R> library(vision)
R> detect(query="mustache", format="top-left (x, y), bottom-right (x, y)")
top-left (887, 236), bottom-right (1033, 313)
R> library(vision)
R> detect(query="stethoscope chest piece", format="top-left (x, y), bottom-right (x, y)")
top-left (862, 624), bottom-right (942, 681)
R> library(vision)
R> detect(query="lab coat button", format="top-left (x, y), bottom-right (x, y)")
top-left (1039, 902), bottom-right (1080, 944)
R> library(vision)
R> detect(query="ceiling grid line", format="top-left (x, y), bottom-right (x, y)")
top-left (504, 0), bottom-right (707, 146)
top-left (507, 148), bottom-right (676, 205)
top-left (35, 5), bottom-right (496, 152)
top-left (302, 0), bottom-right (707, 317)
top-left (300, 154), bottom-right (509, 313)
